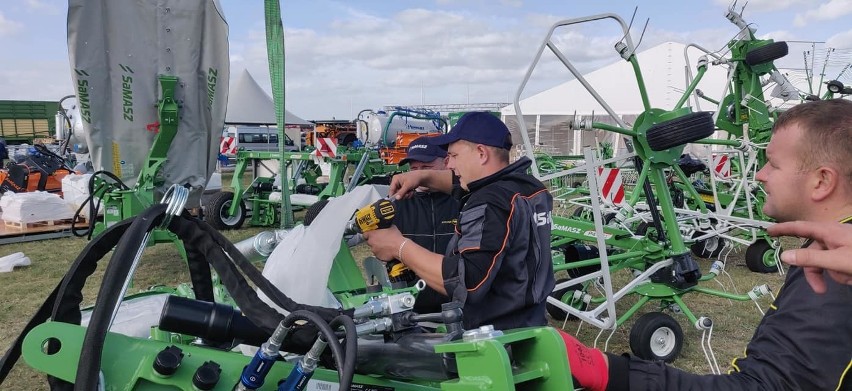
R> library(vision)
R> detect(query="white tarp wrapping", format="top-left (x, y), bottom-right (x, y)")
top-left (67, 0), bottom-right (229, 207)
top-left (258, 185), bottom-right (385, 312)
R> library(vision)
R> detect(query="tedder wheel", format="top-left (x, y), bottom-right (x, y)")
top-left (826, 80), bottom-right (845, 94)
top-left (303, 199), bottom-right (330, 226)
top-left (745, 239), bottom-right (779, 273)
top-left (629, 312), bottom-right (684, 362)
top-left (546, 278), bottom-right (588, 321)
top-left (572, 207), bottom-right (590, 220)
top-left (690, 232), bottom-right (726, 258)
top-left (635, 221), bottom-right (661, 242)
top-left (744, 41), bottom-right (789, 66)
top-left (645, 111), bottom-right (716, 152)
top-left (206, 191), bottom-right (246, 230)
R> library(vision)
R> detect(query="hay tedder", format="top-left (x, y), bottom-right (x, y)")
top-left (512, 8), bottom-right (780, 367)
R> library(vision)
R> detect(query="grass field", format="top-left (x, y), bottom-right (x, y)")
top-left (0, 192), bottom-right (790, 389)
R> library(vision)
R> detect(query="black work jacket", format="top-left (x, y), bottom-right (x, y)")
top-left (442, 157), bottom-right (555, 330)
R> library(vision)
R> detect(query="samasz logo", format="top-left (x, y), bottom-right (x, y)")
top-left (207, 67), bottom-right (218, 109)
top-left (76, 74), bottom-right (92, 123)
top-left (535, 211), bottom-right (552, 227)
top-left (121, 75), bottom-right (134, 121)
top-left (553, 223), bottom-right (583, 235)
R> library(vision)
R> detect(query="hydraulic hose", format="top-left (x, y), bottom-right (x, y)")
top-left (328, 315), bottom-right (357, 390)
top-left (6, 200), bottom-right (354, 390)
top-left (72, 170), bottom-right (130, 239)
top-left (281, 310), bottom-right (352, 389)
top-left (74, 204), bottom-right (168, 391)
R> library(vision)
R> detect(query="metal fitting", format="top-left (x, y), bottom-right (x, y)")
top-left (462, 325), bottom-right (504, 342)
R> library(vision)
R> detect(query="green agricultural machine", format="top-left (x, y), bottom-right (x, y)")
top-left (206, 147), bottom-right (402, 230)
top-left (1, 185), bottom-right (578, 390)
top-left (0, 100), bottom-right (59, 144)
top-left (513, 11), bottom-right (776, 366)
top-left (670, 4), bottom-right (800, 273)
top-left (207, 105), bottom-right (447, 231)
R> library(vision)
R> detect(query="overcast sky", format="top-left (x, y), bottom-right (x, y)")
top-left (1, 0), bottom-right (851, 120)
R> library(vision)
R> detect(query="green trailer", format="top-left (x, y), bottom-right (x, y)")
top-left (0, 100), bottom-right (59, 144)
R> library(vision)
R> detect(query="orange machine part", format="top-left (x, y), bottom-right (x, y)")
top-left (0, 167), bottom-right (72, 195)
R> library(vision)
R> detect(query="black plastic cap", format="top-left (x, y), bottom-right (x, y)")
top-left (153, 345), bottom-right (183, 377)
top-left (192, 361), bottom-right (221, 390)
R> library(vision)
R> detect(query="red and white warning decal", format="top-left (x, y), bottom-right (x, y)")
top-left (313, 137), bottom-right (337, 158)
top-left (596, 167), bottom-right (625, 204)
top-left (712, 154), bottom-right (731, 179)
top-left (220, 136), bottom-right (237, 155)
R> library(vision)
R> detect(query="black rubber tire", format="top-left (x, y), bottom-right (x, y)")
top-left (745, 239), bottom-right (779, 273)
top-left (546, 278), bottom-right (588, 321)
top-left (826, 80), bottom-right (845, 94)
top-left (206, 191), bottom-right (246, 230)
top-left (646, 111), bottom-right (715, 151)
top-left (744, 41), bottom-right (789, 66)
top-left (303, 199), bottom-right (330, 226)
top-left (629, 312), bottom-right (684, 362)
top-left (564, 244), bottom-right (601, 279)
top-left (690, 232), bottom-right (726, 258)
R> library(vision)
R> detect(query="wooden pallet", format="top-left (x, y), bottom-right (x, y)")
top-left (4, 217), bottom-right (81, 230)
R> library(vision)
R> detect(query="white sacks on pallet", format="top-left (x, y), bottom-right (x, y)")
top-left (62, 173), bottom-right (102, 219)
top-left (0, 191), bottom-right (75, 223)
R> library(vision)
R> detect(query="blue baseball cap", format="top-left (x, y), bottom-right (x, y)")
top-left (399, 136), bottom-right (447, 165)
top-left (427, 112), bottom-right (512, 150)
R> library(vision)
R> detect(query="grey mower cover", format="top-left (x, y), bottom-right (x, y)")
top-left (67, 0), bottom-right (229, 207)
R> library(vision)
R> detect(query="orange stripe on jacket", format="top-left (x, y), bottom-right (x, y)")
top-left (467, 188), bottom-right (549, 292)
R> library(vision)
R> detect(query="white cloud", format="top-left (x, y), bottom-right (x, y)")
top-left (234, 6), bottom-right (766, 119)
top-left (0, 60), bottom-right (73, 101)
top-left (793, 0), bottom-right (852, 27)
top-left (826, 29), bottom-right (852, 48)
top-left (26, 0), bottom-right (55, 11)
top-left (759, 30), bottom-right (797, 42)
top-left (713, 0), bottom-right (810, 13)
top-left (0, 12), bottom-right (23, 36)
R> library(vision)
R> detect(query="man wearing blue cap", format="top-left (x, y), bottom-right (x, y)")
top-left (363, 112), bottom-right (555, 331)
top-left (392, 136), bottom-right (460, 314)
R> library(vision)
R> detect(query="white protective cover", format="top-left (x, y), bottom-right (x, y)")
top-left (80, 293), bottom-right (170, 338)
top-left (67, 0), bottom-right (229, 207)
top-left (258, 186), bottom-right (385, 313)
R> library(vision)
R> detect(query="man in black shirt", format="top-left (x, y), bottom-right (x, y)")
top-left (393, 136), bottom-right (459, 313)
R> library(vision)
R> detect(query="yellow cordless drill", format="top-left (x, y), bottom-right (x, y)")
top-left (347, 198), bottom-right (416, 284)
